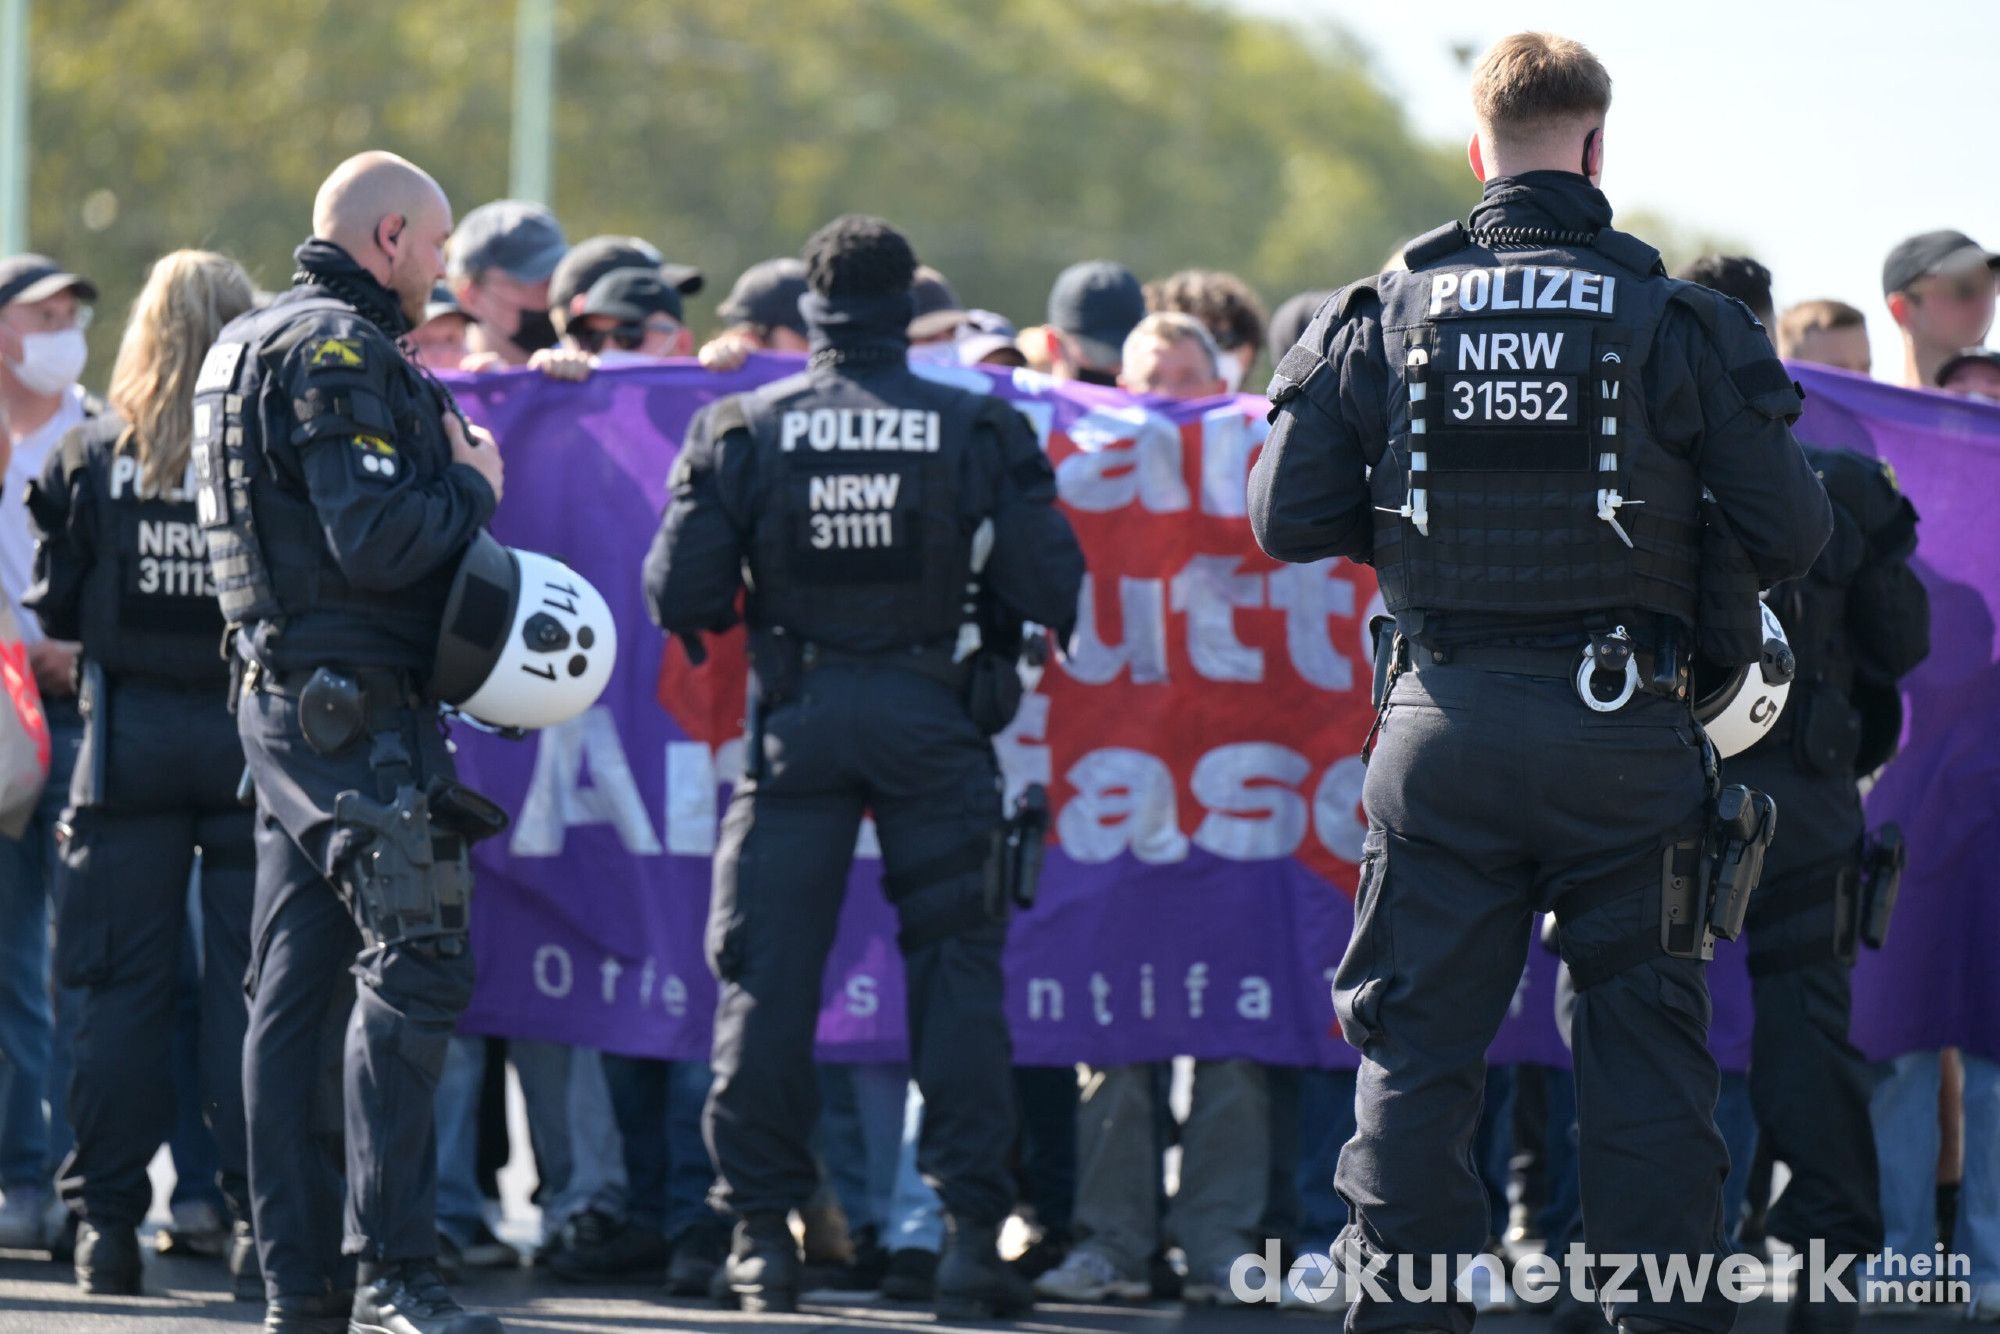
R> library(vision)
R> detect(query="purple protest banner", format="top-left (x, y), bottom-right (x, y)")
top-left (1792, 363), bottom-right (2000, 1063)
top-left (438, 357), bottom-right (1799, 1072)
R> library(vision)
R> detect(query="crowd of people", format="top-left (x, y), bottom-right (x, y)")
top-left (0, 32), bottom-right (1993, 1334)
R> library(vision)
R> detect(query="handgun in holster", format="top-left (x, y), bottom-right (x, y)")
top-left (1706, 785), bottom-right (1777, 943)
top-left (985, 783), bottom-right (1050, 918)
top-left (1858, 822), bottom-right (1905, 951)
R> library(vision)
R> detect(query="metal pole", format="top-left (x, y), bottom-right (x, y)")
top-left (0, 0), bottom-right (27, 254)
top-left (510, 0), bottom-right (555, 204)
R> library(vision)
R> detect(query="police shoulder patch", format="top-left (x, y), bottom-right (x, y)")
top-left (307, 336), bottom-right (367, 373)
top-left (350, 434), bottom-right (400, 481)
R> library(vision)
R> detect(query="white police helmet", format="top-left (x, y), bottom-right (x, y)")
top-left (1693, 601), bottom-right (1796, 758)
top-left (432, 532), bottom-right (617, 731)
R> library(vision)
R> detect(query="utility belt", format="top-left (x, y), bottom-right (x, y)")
top-left (748, 625), bottom-right (1028, 738)
top-left (1364, 614), bottom-right (1688, 759)
top-left (249, 661), bottom-right (507, 955)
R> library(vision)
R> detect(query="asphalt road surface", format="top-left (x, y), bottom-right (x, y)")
top-left (0, 1247), bottom-right (1979, 1334)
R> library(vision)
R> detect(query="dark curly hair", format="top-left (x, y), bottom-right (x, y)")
top-left (802, 214), bottom-right (918, 299)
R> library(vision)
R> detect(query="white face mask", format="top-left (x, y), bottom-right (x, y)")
top-left (10, 328), bottom-right (88, 396)
top-left (1217, 353), bottom-right (1247, 395)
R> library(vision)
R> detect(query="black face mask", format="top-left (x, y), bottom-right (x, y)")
top-left (512, 307), bottom-right (560, 354)
top-left (1075, 367), bottom-right (1118, 387)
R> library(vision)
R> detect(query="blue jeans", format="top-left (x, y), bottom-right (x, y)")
top-left (1474, 1066), bottom-right (1517, 1243)
top-left (886, 1082), bottom-right (943, 1252)
top-left (816, 1063), bottom-right (911, 1236)
top-left (1871, 1050), bottom-right (1999, 1286)
top-left (1296, 1067), bottom-right (1359, 1254)
top-left (0, 702), bottom-right (81, 1193)
top-left (600, 1053), bottom-right (716, 1240)
top-left (1715, 1070), bottom-right (1759, 1247)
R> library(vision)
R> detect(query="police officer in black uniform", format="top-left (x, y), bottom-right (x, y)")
top-left (644, 215), bottom-right (1084, 1319)
top-left (1727, 444), bottom-right (1926, 1334)
top-left (192, 152), bottom-right (507, 1334)
top-left (23, 249), bottom-right (260, 1299)
top-left (1250, 35), bottom-right (1831, 1334)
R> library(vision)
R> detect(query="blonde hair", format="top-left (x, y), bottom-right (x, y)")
top-left (1121, 311), bottom-right (1222, 376)
top-left (1471, 32), bottom-right (1611, 147)
top-left (107, 250), bottom-right (257, 494)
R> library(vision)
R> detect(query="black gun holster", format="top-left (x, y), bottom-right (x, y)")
top-left (984, 783), bottom-right (1050, 918)
top-left (1859, 822), bottom-right (1906, 952)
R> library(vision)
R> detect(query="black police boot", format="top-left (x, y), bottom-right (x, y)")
top-left (230, 1220), bottom-right (264, 1301)
top-left (879, 1246), bottom-right (940, 1302)
top-left (262, 1290), bottom-right (352, 1334)
top-left (73, 1220), bottom-right (143, 1295)
top-left (934, 1216), bottom-right (1034, 1321)
top-left (349, 1261), bottom-right (503, 1334)
top-left (709, 1213), bottom-right (800, 1314)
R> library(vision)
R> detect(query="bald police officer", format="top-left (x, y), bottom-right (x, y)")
top-left (645, 215), bottom-right (1084, 1319)
top-left (193, 153), bottom-right (507, 1334)
top-left (1251, 35), bottom-right (1830, 1334)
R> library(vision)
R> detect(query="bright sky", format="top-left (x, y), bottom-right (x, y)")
top-left (1230, 0), bottom-right (1999, 377)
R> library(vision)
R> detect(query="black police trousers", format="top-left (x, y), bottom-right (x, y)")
top-left (237, 680), bottom-right (474, 1300)
top-left (704, 662), bottom-right (1014, 1226)
top-left (1746, 867), bottom-right (1882, 1334)
top-left (1338, 663), bottom-right (1734, 1334)
top-left (55, 679), bottom-right (255, 1231)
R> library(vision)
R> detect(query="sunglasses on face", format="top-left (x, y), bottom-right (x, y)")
top-left (576, 318), bottom-right (680, 353)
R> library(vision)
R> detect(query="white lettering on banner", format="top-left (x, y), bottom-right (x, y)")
top-left (661, 974), bottom-right (688, 1017)
top-left (1091, 973), bottom-right (1113, 1026)
top-left (845, 975), bottom-right (878, 1018)
top-left (1198, 408), bottom-right (1268, 518)
top-left (1028, 978), bottom-right (1064, 1021)
top-left (1056, 406), bottom-right (1192, 513)
top-left (1063, 574), bottom-right (1170, 685)
top-left (1171, 555), bottom-right (1266, 682)
top-left (1186, 963), bottom-right (1209, 1018)
top-left (513, 708), bottom-right (662, 856)
top-left (1238, 977), bottom-right (1273, 1020)
top-left (1312, 757), bottom-right (1369, 863)
top-left (533, 945), bottom-right (573, 998)
top-left (1192, 743), bottom-right (1312, 860)
top-left (1058, 748), bottom-right (1191, 864)
top-left (1063, 559), bottom-right (1360, 689)
top-left (600, 957), bottom-right (622, 1004)
top-left (1268, 561), bottom-right (1358, 690)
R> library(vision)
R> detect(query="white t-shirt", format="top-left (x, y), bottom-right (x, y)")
top-left (0, 387), bottom-right (90, 645)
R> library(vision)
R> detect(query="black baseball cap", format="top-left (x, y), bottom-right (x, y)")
top-left (717, 258), bottom-right (810, 336)
top-left (1882, 230), bottom-right (2000, 297)
top-left (1267, 289), bottom-right (1335, 366)
top-left (448, 200), bottom-right (568, 283)
top-left (1936, 346), bottom-right (2000, 387)
top-left (578, 269), bottom-right (684, 324)
top-left (0, 254), bottom-right (97, 308)
top-left (1047, 260), bottom-right (1145, 370)
top-left (549, 235), bottom-right (703, 319)
top-left (909, 266), bottom-right (965, 340)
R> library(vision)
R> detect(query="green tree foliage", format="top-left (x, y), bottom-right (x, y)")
top-left (33, 0), bottom-right (1479, 374)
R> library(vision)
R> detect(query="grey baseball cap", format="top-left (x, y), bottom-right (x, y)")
top-left (579, 269), bottom-right (684, 324)
top-left (448, 200), bottom-right (569, 283)
top-left (1882, 230), bottom-right (2000, 297)
top-left (0, 254), bottom-right (97, 308)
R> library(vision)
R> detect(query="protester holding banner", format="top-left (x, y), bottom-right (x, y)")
top-left (644, 213), bottom-right (1085, 1319)
top-left (1251, 32), bottom-right (1831, 1334)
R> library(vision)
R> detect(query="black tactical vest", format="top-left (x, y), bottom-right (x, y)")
top-left (191, 293), bottom-right (451, 666)
top-left (1367, 222), bottom-right (1702, 628)
top-left (727, 364), bottom-right (986, 654)
top-left (65, 418), bottom-right (228, 686)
